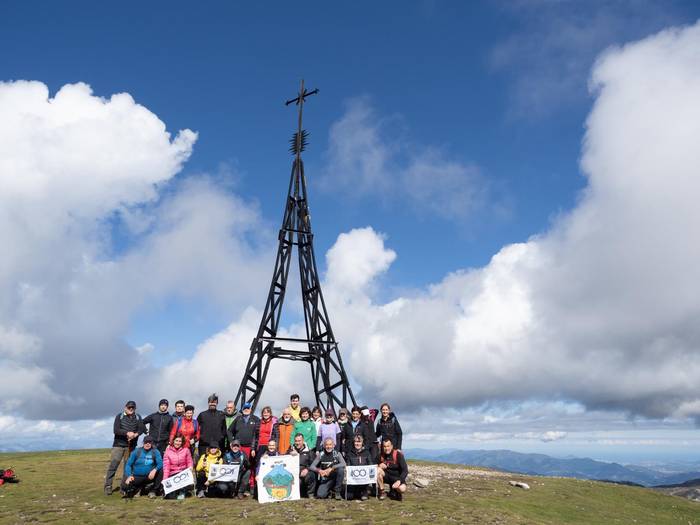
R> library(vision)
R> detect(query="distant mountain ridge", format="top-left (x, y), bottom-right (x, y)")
top-left (405, 448), bottom-right (700, 487)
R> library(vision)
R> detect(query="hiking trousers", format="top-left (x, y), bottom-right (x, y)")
top-left (104, 446), bottom-right (130, 490)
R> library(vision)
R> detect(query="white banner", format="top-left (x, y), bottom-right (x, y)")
top-left (346, 464), bottom-right (378, 485)
top-left (162, 469), bottom-right (195, 495)
top-left (256, 454), bottom-right (300, 503)
top-left (208, 463), bottom-right (240, 483)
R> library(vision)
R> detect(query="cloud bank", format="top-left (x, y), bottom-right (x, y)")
top-left (2, 20), bottom-right (700, 447)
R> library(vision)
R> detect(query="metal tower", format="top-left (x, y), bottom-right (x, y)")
top-left (234, 80), bottom-right (357, 413)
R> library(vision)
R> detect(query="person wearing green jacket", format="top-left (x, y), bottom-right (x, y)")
top-left (293, 407), bottom-right (317, 455)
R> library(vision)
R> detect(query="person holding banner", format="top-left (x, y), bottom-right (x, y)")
top-left (223, 439), bottom-right (250, 499)
top-left (162, 434), bottom-right (194, 499)
top-left (290, 433), bottom-right (316, 498)
top-left (350, 407), bottom-right (374, 460)
top-left (377, 438), bottom-right (408, 501)
top-left (346, 435), bottom-right (373, 500)
top-left (121, 436), bottom-right (163, 499)
top-left (195, 444), bottom-right (226, 498)
top-left (310, 438), bottom-right (346, 500)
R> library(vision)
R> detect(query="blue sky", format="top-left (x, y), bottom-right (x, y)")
top-left (2, 1), bottom-right (700, 461)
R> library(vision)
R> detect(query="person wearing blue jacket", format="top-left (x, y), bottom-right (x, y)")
top-left (121, 436), bottom-right (163, 498)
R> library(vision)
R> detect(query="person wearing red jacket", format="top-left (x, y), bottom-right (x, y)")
top-left (162, 434), bottom-right (194, 499)
top-left (256, 406), bottom-right (279, 459)
top-left (169, 405), bottom-right (200, 454)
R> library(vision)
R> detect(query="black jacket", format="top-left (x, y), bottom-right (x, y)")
top-left (197, 408), bottom-right (227, 447)
top-left (228, 414), bottom-right (260, 448)
top-left (223, 449), bottom-right (250, 471)
top-left (380, 449), bottom-right (408, 483)
top-left (347, 445), bottom-right (373, 466)
top-left (112, 412), bottom-right (145, 448)
top-left (375, 413), bottom-right (403, 450)
top-left (292, 444), bottom-right (315, 471)
top-left (350, 420), bottom-right (374, 451)
top-left (144, 411), bottom-right (173, 446)
top-left (337, 420), bottom-right (354, 455)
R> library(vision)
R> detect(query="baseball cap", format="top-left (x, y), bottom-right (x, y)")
top-left (125, 401), bottom-right (136, 408)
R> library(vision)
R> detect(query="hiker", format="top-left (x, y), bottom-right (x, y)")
top-left (311, 406), bottom-right (323, 434)
top-left (316, 409), bottom-right (341, 452)
top-left (172, 400), bottom-right (186, 423)
top-left (290, 433), bottom-right (316, 498)
top-left (162, 434), bottom-right (194, 499)
top-left (260, 439), bottom-right (279, 460)
top-left (350, 406), bottom-right (374, 461)
top-left (346, 435), bottom-right (373, 501)
top-left (197, 393), bottom-right (226, 458)
top-left (293, 407), bottom-right (317, 458)
top-left (256, 406), bottom-right (278, 460)
top-left (361, 406), bottom-right (379, 461)
top-left (195, 444), bottom-right (227, 498)
top-left (223, 439), bottom-right (251, 499)
top-left (144, 399), bottom-right (173, 456)
top-left (104, 400), bottom-right (145, 496)
top-left (286, 393), bottom-right (301, 421)
top-left (377, 438), bottom-right (408, 501)
top-left (169, 404), bottom-right (199, 454)
top-left (121, 436), bottom-right (163, 499)
top-left (310, 438), bottom-right (346, 500)
top-left (223, 400), bottom-right (238, 449)
top-left (275, 408), bottom-right (295, 454)
top-left (375, 403), bottom-right (403, 451)
top-left (228, 402), bottom-right (259, 492)
top-left (337, 408), bottom-right (354, 456)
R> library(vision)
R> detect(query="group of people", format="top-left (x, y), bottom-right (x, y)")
top-left (103, 393), bottom-right (408, 502)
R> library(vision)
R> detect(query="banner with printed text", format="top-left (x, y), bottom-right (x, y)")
top-left (208, 463), bottom-right (240, 483)
top-left (346, 464), bottom-right (378, 485)
top-left (162, 469), bottom-right (195, 495)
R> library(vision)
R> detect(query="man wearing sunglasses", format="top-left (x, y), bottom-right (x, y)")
top-left (104, 400), bottom-right (145, 496)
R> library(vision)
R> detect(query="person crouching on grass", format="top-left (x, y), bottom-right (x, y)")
top-left (377, 438), bottom-right (408, 501)
top-left (121, 436), bottom-right (162, 499)
top-left (310, 438), bottom-right (346, 500)
top-left (162, 434), bottom-right (194, 499)
top-left (195, 444), bottom-right (227, 498)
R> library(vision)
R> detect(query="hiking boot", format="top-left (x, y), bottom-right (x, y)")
top-left (197, 490), bottom-right (205, 498)
top-left (360, 494), bottom-right (368, 501)
top-left (104, 487), bottom-right (112, 496)
top-left (335, 492), bottom-right (342, 500)
top-left (148, 492), bottom-right (156, 499)
top-left (176, 492), bottom-right (185, 500)
top-left (378, 492), bottom-right (386, 500)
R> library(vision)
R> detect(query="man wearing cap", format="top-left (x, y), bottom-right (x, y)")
top-left (223, 439), bottom-right (251, 498)
top-left (144, 399), bottom-right (173, 457)
top-left (197, 393), bottom-right (227, 459)
top-left (104, 400), bottom-right (145, 496)
top-left (121, 435), bottom-right (163, 498)
top-left (228, 402), bottom-right (259, 492)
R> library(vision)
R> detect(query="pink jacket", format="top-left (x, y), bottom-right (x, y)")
top-left (162, 445), bottom-right (193, 479)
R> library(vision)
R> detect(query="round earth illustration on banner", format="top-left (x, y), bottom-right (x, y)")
top-left (262, 462), bottom-right (295, 499)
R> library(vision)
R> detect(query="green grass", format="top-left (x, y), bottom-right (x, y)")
top-left (0, 449), bottom-right (698, 524)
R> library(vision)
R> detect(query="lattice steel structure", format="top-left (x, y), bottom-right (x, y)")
top-left (234, 80), bottom-right (357, 413)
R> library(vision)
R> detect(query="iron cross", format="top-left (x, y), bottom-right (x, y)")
top-left (285, 79), bottom-right (318, 155)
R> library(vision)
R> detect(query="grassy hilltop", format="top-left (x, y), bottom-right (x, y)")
top-left (0, 449), bottom-right (698, 524)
